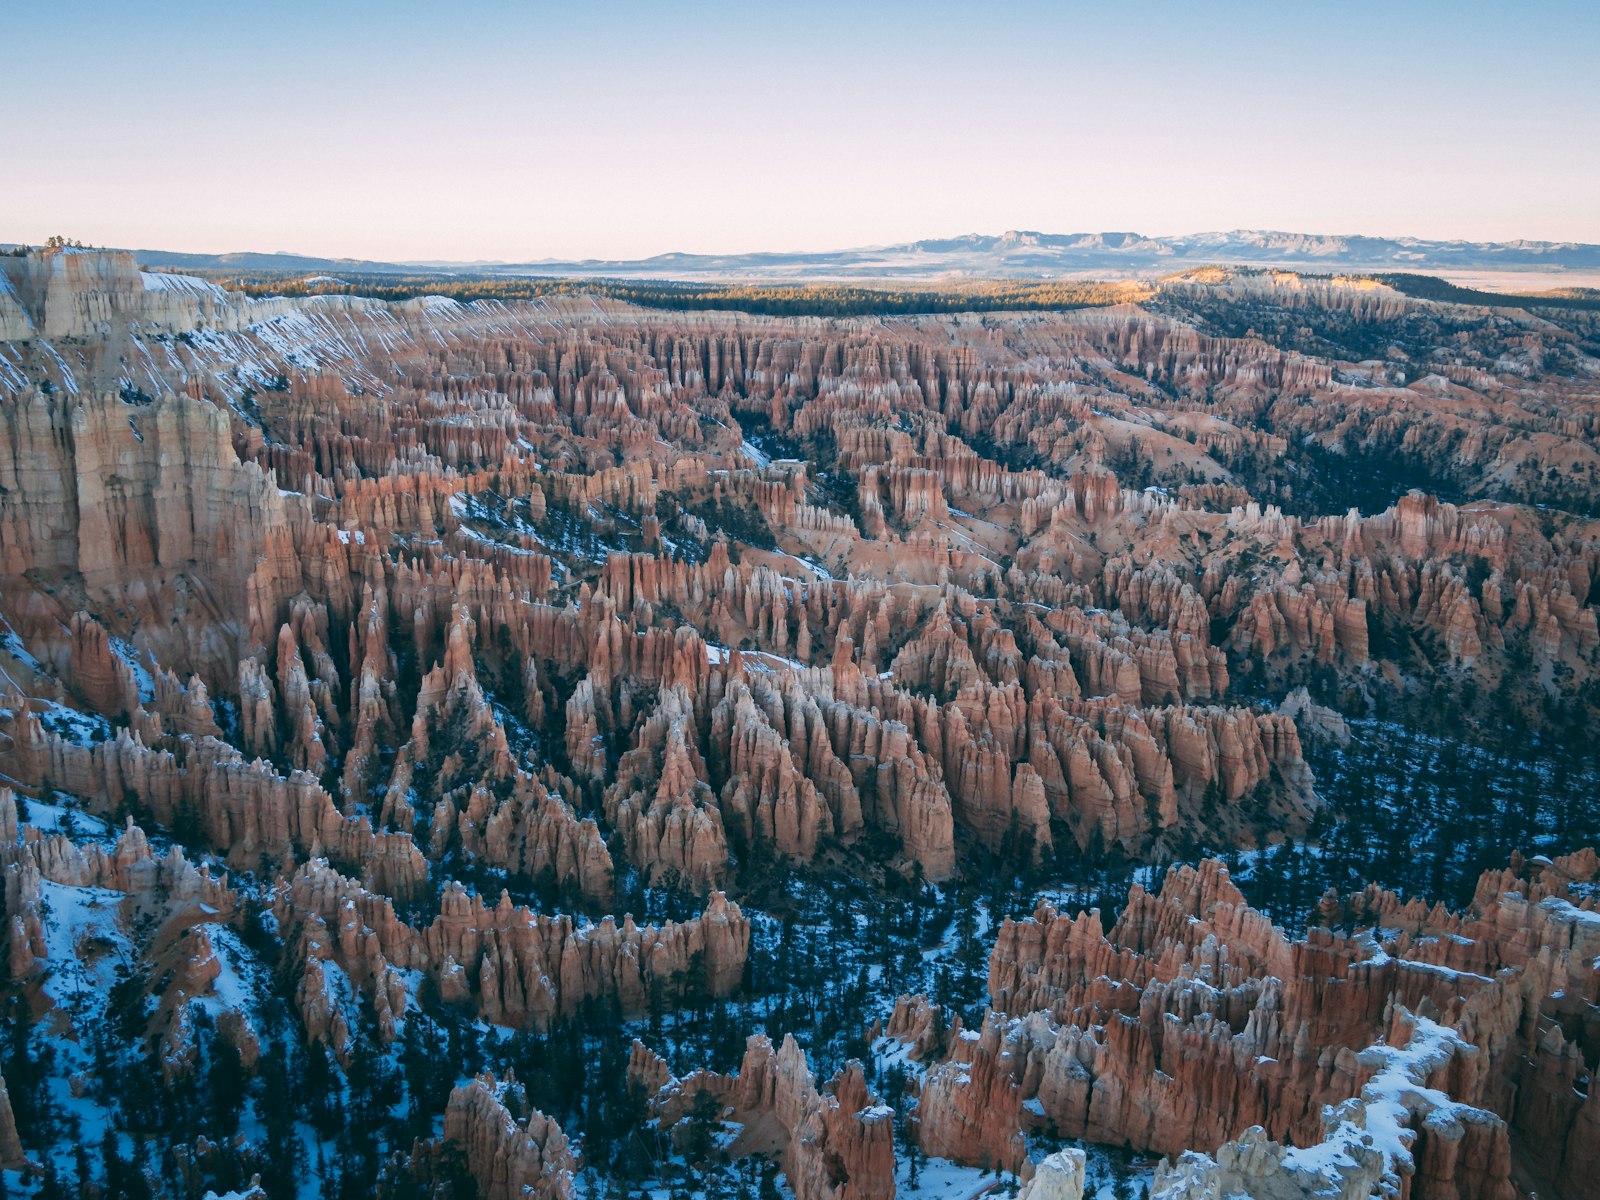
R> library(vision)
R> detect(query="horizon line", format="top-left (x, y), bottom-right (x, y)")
top-left (8, 224), bottom-right (1600, 269)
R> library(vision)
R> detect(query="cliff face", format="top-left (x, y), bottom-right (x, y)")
top-left (0, 247), bottom-right (348, 339)
top-left (0, 386), bottom-right (303, 667)
top-left (0, 269), bottom-right (34, 341)
top-left (2, 248), bottom-right (149, 339)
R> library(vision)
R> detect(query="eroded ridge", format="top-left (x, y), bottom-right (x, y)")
top-left (0, 249), bottom-right (1595, 1198)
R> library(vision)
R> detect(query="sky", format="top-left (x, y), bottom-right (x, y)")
top-left (7, 0), bottom-right (1599, 262)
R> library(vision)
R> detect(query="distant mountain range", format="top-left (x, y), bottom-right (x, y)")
top-left (121, 229), bottom-right (1600, 282)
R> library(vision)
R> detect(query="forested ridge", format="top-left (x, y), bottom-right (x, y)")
top-left (151, 269), bottom-right (1152, 317)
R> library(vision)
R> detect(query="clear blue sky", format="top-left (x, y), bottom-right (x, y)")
top-left (7, 0), bottom-right (1598, 260)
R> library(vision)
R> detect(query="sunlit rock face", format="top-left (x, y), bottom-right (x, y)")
top-left (0, 253), bottom-right (1595, 1198)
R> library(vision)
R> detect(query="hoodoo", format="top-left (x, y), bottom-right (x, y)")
top-left (0, 246), bottom-right (1594, 1200)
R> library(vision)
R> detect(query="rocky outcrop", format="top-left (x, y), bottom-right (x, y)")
top-left (1149, 1011), bottom-right (1515, 1200)
top-left (0, 1070), bottom-right (26, 1169)
top-left (377, 605), bottom-right (613, 903)
top-left (604, 683), bottom-right (730, 887)
top-left (635, 1034), bottom-right (895, 1200)
top-left (444, 1072), bottom-right (575, 1200)
top-left (6, 707), bottom-right (429, 894)
top-left (273, 858), bottom-right (749, 1037)
top-left (0, 787), bottom-right (251, 1113)
top-left (914, 1012), bottom-right (1026, 1172)
top-left (1018, 1150), bottom-right (1085, 1200)
top-left (917, 851), bottom-right (1600, 1198)
top-left (1, 800), bottom-right (235, 935)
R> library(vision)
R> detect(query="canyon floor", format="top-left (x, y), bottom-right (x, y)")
top-left (0, 249), bottom-right (1597, 1200)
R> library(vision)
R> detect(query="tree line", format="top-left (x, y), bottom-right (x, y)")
top-left (156, 269), bottom-right (1153, 318)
